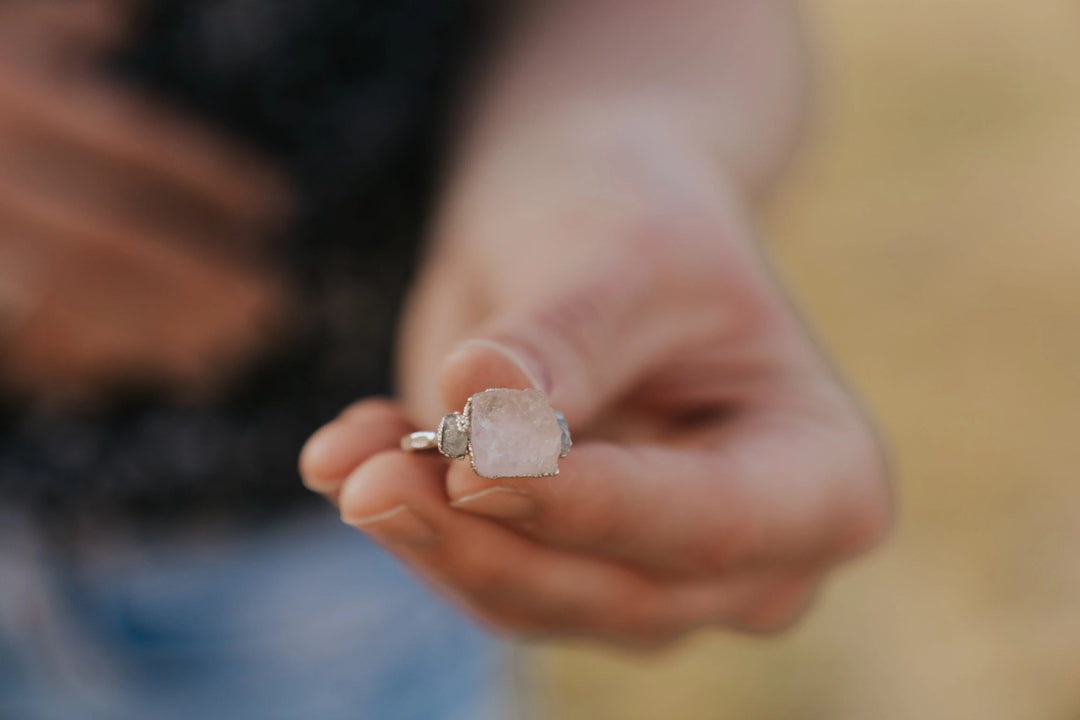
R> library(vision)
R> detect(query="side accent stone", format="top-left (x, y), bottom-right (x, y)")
top-left (555, 412), bottom-right (572, 458)
top-left (436, 412), bottom-right (469, 458)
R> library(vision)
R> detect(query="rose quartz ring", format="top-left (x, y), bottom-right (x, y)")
top-left (401, 388), bottom-right (571, 478)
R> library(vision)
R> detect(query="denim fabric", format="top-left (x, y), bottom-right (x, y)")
top-left (0, 508), bottom-right (504, 720)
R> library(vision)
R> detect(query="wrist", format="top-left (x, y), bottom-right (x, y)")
top-left (460, 92), bottom-right (735, 184)
top-left (454, 0), bottom-right (805, 199)
top-left (450, 94), bottom-right (751, 239)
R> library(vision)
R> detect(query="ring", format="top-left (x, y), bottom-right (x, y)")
top-left (401, 387), bottom-right (571, 479)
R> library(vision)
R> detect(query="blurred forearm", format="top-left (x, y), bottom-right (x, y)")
top-left (457, 0), bottom-right (809, 198)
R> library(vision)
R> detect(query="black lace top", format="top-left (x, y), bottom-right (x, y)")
top-left (0, 0), bottom-right (484, 524)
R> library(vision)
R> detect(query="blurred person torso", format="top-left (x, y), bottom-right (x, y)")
top-left (1, 0), bottom-right (477, 520)
top-left (0, 1), bottom-right (510, 718)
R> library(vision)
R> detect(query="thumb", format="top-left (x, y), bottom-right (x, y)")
top-left (438, 256), bottom-right (673, 426)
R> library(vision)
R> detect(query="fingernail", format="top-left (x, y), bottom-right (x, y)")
top-left (301, 474), bottom-right (336, 494)
top-left (345, 505), bottom-right (437, 547)
top-left (454, 339), bottom-right (550, 394)
top-left (450, 486), bottom-right (537, 521)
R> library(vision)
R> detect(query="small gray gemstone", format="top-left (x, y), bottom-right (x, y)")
top-left (556, 411), bottom-right (572, 458)
top-left (437, 413), bottom-right (469, 458)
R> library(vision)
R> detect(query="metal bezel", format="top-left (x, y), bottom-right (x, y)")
top-left (465, 388), bottom-right (563, 479)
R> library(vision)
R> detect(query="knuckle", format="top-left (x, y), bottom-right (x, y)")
top-left (784, 401), bottom-right (895, 564)
top-left (833, 420), bottom-right (895, 559)
top-left (337, 396), bottom-right (399, 423)
top-left (845, 483), bottom-right (893, 558)
top-left (734, 574), bottom-right (818, 635)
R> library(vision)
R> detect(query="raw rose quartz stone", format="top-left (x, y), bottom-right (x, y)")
top-left (469, 388), bottom-right (563, 478)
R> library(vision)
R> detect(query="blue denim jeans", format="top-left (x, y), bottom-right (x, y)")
top-left (0, 506), bottom-right (506, 720)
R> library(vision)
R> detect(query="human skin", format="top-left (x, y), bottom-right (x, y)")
top-left (301, 0), bottom-right (892, 646)
top-left (0, 1), bottom-right (293, 405)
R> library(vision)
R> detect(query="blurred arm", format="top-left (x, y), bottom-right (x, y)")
top-left (459, 0), bottom-right (809, 198)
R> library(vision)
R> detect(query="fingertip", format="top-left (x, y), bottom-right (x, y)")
top-left (438, 339), bottom-right (548, 412)
top-left (299, 399), bottom-right (414, 494)
top-left (336, 396), bottom-right (402, 423)
top-left (298, 423), bottom-right (344, 492)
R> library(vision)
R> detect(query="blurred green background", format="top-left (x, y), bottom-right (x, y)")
top-left (531, 1), bottom-right (1080, 717)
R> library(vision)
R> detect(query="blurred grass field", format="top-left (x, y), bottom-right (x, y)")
top-left (534, 1), bottom-right (1080, 717)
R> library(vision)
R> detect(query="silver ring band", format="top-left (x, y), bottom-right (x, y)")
top-left (400, 431), bottom-right (438, 451)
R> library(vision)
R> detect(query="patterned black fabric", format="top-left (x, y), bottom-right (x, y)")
top-left (0, 0), bottom-right (484, 524)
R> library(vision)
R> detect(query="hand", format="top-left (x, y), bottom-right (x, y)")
top-left (0, 5), bottom-right (294, 405)
top-left (300, 111), bottom-right (890, 647)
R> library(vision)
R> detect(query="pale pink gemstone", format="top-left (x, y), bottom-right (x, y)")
top-left (469, 388), bottom-right (563, 478)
